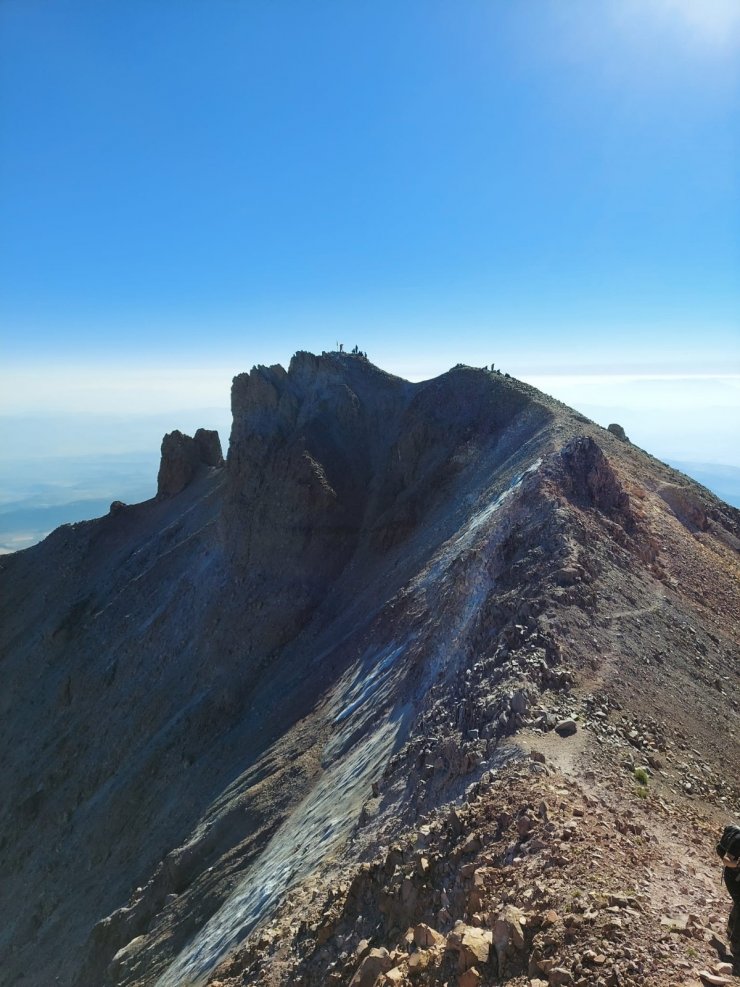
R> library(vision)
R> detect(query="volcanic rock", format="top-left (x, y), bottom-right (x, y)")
top-left (0, 351), bottom-right (738, 987)
top-left (607, 423), bottom-right (629, 442)
top-left (350, 947), bottom-right (393, 986)
top-left (156, 427), bottom-right (223, 497)
top-left (555, 718), bottom-right (578, 737)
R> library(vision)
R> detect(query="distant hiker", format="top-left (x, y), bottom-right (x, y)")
top-left (716, 824), bottom-right (740, 973)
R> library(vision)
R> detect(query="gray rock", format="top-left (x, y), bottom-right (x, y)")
top-left (607, 423), bottom-right (629, 442)
top-left (157, 428), bottom-right (223, 498)
top-left (554, 718), bottom-right (578, 737)
top-left (548, 968), bottom-right (575, 986)
top-left (194, 428), bottom-right (224, 467)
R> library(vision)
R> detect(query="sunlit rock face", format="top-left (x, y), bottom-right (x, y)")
top-left (0, 352), bottom-right (738, 987)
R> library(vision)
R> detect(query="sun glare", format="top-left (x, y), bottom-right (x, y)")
top-left (659, 0), bottom-right (740, 47)
top-left (618, 0), bottom-right (740, 52)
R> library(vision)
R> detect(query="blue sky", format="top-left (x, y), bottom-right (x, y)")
top-left (1, 1), bottom-right (739, 474)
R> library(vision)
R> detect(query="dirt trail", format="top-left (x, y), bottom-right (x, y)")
top-left (516, 721), bottom-right (734, 986)
top-left (602, 596), bottom-right (667, 622)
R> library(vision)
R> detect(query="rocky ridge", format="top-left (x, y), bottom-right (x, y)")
top-left (0, 351), bottom-right (738, 987)
top-left (212, 757), bottom-right (737, 987)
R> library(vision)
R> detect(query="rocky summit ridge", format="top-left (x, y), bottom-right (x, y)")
top-left (0, 351), bottom-right (738, 987)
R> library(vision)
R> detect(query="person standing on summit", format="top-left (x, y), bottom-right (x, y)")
top-left (717, 824), bottom-right (740, 974)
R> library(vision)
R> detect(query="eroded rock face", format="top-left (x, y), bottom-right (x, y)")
top-left (658, 483), bottom-right (709, 532)
top-left (156, 428), bottom-right (223, 498)
top-left (225, 353), bottom-right (550, 566)
top-left (220, 353), bottom-right (555, 662)
top-left (556, 437), bottom-right (631, 518)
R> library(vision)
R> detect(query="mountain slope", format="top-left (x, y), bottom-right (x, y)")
top-left (0, 352), bottom-right (738, 987)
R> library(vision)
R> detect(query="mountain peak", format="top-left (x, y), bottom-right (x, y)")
top-left (0, 354), bottom-right (738, 987)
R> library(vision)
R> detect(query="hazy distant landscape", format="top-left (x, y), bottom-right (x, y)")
top-left (0, 454), bottom-right (158, 553)
top-left (0, 407), bottom-right (231, 552)
top-left (1, 381), bottom-right (738, 554)
top-left (2, 427), bottom-right (738, 555)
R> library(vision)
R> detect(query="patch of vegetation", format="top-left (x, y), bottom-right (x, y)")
top-left (633, 767), bottom-right (649, 786)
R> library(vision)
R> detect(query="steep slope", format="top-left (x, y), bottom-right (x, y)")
top-left (0, 352), bottom-right (738, 987)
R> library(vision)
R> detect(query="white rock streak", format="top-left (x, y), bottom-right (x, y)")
top-left (156, 645), bottom-right (406, 987)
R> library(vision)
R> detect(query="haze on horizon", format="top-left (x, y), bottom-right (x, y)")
top-left (1, 0), bottom-right (738, 548)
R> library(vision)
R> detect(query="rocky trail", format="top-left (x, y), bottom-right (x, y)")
top-left (208, 728), bottom-right (737, 987)
top-left (520, 723), bottom-right (735, 986)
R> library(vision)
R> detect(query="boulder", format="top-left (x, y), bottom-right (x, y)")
top-left (446, 925), bottom-right (492, 972)
top-left (408, 950), bottom-right (432, 973)
top-left (491, 904), bottom-right (526, 976)
top-left (510, 688), bottom-right (529, 715)
top-left (413, 924), bottom-right (445, 948)
top-left (607, 423), bottom-right (629, 442)
top-left (554, 719), bottom-right (578, 737)
top-left (555, 566), bottom-right (581, 587)
top-left (548, 968), bottom-right (574, 986)
top-left (458, 968), bottom-right (483, 987)
top-left (350, 947), bottom-right (393, 986)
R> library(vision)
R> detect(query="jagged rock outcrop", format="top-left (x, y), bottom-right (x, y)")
top-left (556, 436), bottom-right (632, 518)
top-left (0, 352), bottom-right (737, 987)
top-left (157, 428), bottom-right (224, 497)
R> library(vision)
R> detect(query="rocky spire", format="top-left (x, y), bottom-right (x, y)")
top-left (156, 427), bottom-right (224, 498)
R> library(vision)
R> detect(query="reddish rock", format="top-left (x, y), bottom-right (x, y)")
top-left (458, 968), bottom-right (482, 987)
top-left (350, 947), bottom-right (392, 986)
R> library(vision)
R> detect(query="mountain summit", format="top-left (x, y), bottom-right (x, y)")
top-left (1, 352), bottom-right (738, 987)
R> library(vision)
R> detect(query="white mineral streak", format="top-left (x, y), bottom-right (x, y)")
top-left (155, 645), bottom-right (406, 987)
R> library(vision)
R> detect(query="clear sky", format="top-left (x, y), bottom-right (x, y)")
top-left (1, 1), bottom-right (739, 467)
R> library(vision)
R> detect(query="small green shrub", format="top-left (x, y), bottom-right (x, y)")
top-left (633, 767), bottom-right (649, 786)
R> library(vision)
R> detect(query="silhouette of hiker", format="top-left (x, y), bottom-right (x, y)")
top-left (716, 824), bottom-right (740, 974)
